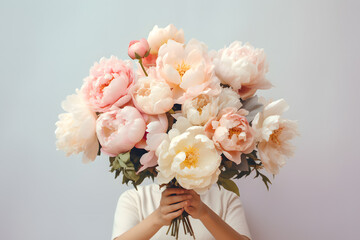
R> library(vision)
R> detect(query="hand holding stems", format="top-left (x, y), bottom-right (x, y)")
top-left (154, 188), bottom-right (193, 226)
top-left (115, 188), bottom-right (192, 240)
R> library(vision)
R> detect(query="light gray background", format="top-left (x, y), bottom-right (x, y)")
top-left (1, 0), bottom-right (359, 239)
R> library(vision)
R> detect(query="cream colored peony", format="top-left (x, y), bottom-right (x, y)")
top-left (252, 98), bottom-right (299, 175)
top-left (156, 117), bottom-right (221, 194)
top-left (55, 90), bottom-right (99, 163)
top-left (157, 39), bottom-right (221, 104)
top-left (181, 88), bottom-right (242, 126)
top-left (147, 24), bottom-right (185, 55)
top-left (130, 69), bottom-right (174, 115)
top-left (181, 94), bottom-right (220, 126)
top-left (218, 87), bottom-right (243, 111)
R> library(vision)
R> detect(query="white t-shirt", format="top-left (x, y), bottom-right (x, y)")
top-left (112, 184), bottom-right (252, 240)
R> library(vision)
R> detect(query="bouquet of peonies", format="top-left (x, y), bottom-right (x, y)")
top-left (55, 24), bottom-right (298, 239)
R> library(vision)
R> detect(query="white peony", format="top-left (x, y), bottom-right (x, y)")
top-left (156, 117), bottom-right (221, 194)
top-left (252, 98), bottom-right (299, 175)
top-left (182, 94), bottom-right (220, 126)
top-left (181, 88), bottom-right (242, 126)
top-left (147, 24), bottom-right (185, 55)
top-left (55, 90), bottom-right (99, 163)
top-left (212, 41), bottom-right (272, 99)
top-left (131, 69), bottom-right (174, 115)
top-left (218, 87), bottom-right (243, 110)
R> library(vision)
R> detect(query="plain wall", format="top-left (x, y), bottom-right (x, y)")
top-left (1, 0), bottom-right (359, 239)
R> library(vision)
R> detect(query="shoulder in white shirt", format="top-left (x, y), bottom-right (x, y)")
top-left (112, 184), bottom-right (251, 240)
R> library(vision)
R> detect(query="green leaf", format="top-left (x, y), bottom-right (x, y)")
top-left (220, 168), bottom-right (238, 179)
top-left (259, 172), bottom-right (272, 191)
top-left (236, 155), bottom-right (250, 171)
top-left (114, 170), bottom-right (120, 179)
top-left (235, 170), bottom-right (251, 179)
top-left (144, 49), bottom-right (150, 57)
top-left (218, 177), bottom-right (240, 196)
top-left (135, 52), bottom-right (141, 59)
top-left (117, 152), bottom-right (131, 163)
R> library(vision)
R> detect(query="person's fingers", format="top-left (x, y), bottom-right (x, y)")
top-left (162, 188), bottom-right (185, 197)
top-left (165, 208), bottom-right (184, 221)
top-left (162, 200), bottom-right (188, 214)
top-left (165, 194), bottom-right (192, 205)
top-left (187, 189), bottom-right (199, 198)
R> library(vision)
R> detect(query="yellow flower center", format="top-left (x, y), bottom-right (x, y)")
top-left (194, 95), bottom-right (209, 114)
top-left (270, 127), bottom-right (283, 146)
top-left (229, 127), bottom-right (242, 138)
top-left (180, 146), bottom-right (199, 169)
top-left (176, 61), bottom-right (191, 78)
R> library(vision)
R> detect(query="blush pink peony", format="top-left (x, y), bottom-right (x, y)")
top-left (205, 107), bottom-right (256, 164)
top-left (81, 56), bottom-right (134, 112)
top-left (156, 39), bottom-right (221, 104)
top-left (96, 106), bottom-right (146, 156)
top-left (212, 41), bottom-right (272, 99)
top-left (252, 98), bottom-right (299, 175)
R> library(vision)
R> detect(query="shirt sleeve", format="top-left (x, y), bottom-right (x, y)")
top-left (111, 189), bottom-right (140, 240)
top-left (224, 192), bottom-right (252, 240)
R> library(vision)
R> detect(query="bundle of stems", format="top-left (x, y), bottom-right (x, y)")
top-left (162, 179), bottom-right (196, 239)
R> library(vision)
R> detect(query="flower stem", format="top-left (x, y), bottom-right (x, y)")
top-left (139, 58), bottom-right (148, 76)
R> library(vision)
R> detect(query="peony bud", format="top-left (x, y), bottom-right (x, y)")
top-left (128, 38), bottom-right (150, 59)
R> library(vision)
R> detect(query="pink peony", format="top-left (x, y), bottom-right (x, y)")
top-left (81, 56), bottom-right (134, 113)
top-left (212, 41), bottom-right (272, 99)
top-left (135, 114), bottom-right (168, 172)
top-left (128, 38), bottom-right (150, 60)
top-left (204, 107), bottom-right (256, 164)
top-left (96, 106), bottom-right (146, 156)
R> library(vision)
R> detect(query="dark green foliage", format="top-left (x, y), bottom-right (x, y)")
top-left (109, 148), bottom-right (156, 189)
top-left (217, 150), bottom-right (272, 194)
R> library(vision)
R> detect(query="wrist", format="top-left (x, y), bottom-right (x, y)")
top-left (150, 209), bottom-right (165, 229)
top-left (199, 203), bottom-right (211, 222)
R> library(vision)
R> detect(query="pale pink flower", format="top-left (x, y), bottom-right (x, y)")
top-left (130, 69), bottom-right (174, 115)
top-left (135, 114), bottom-right (168, 172)
top-left (55, 90), bottom-right (99, 163)
top-left (252, 98), bottom-right (299, 175)
top-left (212, 41), bottom-right (272, 99)
top-left (81, 56), bottom-right (134, 112)
top-left (128, 38), bottom-right (150, 59)
top-left (157, 39), bottom-right (221, 104)
top-left (147, 24), bottom-right (184, 55)
top-left (96, 106), bottom-right (146, 156)
top-left (204, 107), bottom-right (256, 164)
